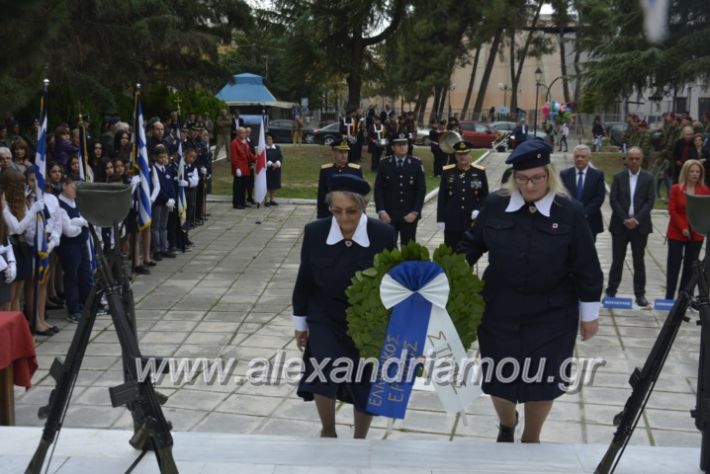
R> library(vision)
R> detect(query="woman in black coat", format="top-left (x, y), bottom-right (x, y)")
top-left (265, 133), bottom-right (282, 206)
top-left (292, 174), bottom-right (396, 438)
top-left (458, 139), bottom-right (603, 443)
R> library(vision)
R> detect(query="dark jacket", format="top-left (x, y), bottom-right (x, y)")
top-left (316, 163), bottom-right (363, 218)
top-left (608, 168), bottom-right (655, 235)
top-left (374, 155), bottom-right (426, 222)
top-left (560, 166), bottom-right (606, 234)
top-left (437, 163), bottom-right (489, 231)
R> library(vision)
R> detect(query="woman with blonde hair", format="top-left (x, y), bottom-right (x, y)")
top-left (459, 140), bottom-right (603, 443)
top-left (665, 159), bottom-right (710, 299)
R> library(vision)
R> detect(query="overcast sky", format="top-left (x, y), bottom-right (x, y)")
top-left (246, 1), bottom-right (558, 15)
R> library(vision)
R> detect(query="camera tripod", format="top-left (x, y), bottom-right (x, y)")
top-left (25, 225), bottom-right (178, 474)
top-left (595, 252), bottom-right (710, 473)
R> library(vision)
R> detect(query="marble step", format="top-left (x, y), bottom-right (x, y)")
top-left (0, 427), bottom-right (702, 474)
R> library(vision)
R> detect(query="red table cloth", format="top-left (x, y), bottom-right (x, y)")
top-left (0, 311), bottom-right (37, 388)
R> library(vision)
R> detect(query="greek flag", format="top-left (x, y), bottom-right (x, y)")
top-left (175, 119), bottom-right (187, 231)
top-left (35, 86), bottom-right (47, 192)
top-left (132, 90), bottom-right (152, 230)
top-left (34, 83), bottom-right (50, 286)
top-left (78, 119), bottom-right (94, 183)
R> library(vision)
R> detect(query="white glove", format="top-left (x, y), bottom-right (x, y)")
top-left (0, 258), bottom-right (7, 274)
top-left (179, 179), bottom-right (188, 187)
top-left (275, 161), bottom-right (281, 168)
top-left (200, 166), bottom-right (207, 175)
top-left (166, 198), bottom-right (175, 210)
top-left (47, 242), bottom-right (55, 254)
top-left (267, 160), bottom-right (273, 167)
top-left (5, 262), bottom-right (16, 284)
top-left (437, 222), bottom-right (445, 231)
top-left (236, 168), bottom-right (242, 177)
top-left (0, 245), bottom-right (9, 255)
top-left (70, 217), bottom-right (88, 227)
top-left (30, 201), bottom-right (44, 214)
top-left (471, 210), bottom-right (480, 220)
top-left (130, 175), bottom-right (141, 192)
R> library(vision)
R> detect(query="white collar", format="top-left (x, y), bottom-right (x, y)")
top-left (505, 190), bottom-right (556, 217)
top-left (628, 168), bottom-right (641, 177)
top-left (326, 213), bottom-right (369, 247)
top-left (576, 166), bottom-right (588, 174)
top-left (58, 194), bottom-right (76, 208)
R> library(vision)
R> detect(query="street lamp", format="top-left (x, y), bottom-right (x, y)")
top-left (534, 67), bottom-right (543, 136)
top-left (498, 82), bottom-right (512, 111)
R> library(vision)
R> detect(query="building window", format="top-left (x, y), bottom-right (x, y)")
top-left (674, 97), bottom-right (687, 114)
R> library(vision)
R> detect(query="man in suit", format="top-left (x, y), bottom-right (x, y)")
top-left (560, 145), bottom-right (606, 241)
top-left (606, 147), bottom-right (656, 306)
top-left (375, 133), bottom-right (426, 245)
top-left (513, 119), bottom-right (528, 145)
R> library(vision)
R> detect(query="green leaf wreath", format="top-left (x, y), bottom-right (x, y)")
top-left (346, 241), bottom-right (485, 359)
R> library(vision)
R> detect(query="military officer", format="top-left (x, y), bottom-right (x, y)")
top-left (436, 140), bottom-right (489, 249)
top-left (374, 133), bottom-right (426, 245)
top-left (316, 139), bottom-right (363, 218)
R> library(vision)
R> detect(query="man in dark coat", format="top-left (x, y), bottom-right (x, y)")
top-left (512, 119), bottom-right (529, 145)
top-left (560, 144), bottom-right (606, 241)
top-left (606, 146), bottom-right (656, 306)
top-left (316, 139), bottom-right (362, 218)
top-left (436, 140), bottom-right (488, 249)
top-left (374, 133), bottom-right (426, 245)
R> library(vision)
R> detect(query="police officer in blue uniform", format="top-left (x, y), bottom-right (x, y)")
top-left (292, 174), bottom-right (396, 438)
top-left (316, 139), bottom-right (362, 218)
top-left (436, 140), bottom-right (488, 249)
top-left (374, 133), bottom-right (426, 245)
top-left (458, 139), bottom-right (603, 443)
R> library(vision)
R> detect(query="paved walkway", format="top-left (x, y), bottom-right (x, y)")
top-left (11, 151), bottom-right (704, 449)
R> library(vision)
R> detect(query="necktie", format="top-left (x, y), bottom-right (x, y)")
top-left (576, 171), bottom-right (584, 201)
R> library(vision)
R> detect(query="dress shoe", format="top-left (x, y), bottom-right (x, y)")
top-left (153, 254), bottom-right (163, 262)
top-left (270, 201), bottom-right (278, 206)
top-left (49, 296), bottom-right (65, 306)
top-left (496, 411), bottom-right (519, 443)
top-left (161, 251), bottom-right (177, 259)
top-left (635, 295), bottom-right (649, 307)
top-left (247, 197), bottom-right (255, 204)
top-left (234, 205), bottom-right (245, 209)
top-left (133, 265), bottom-right (150, 275)
top-left (33, 327), bottom-right (56, 337)
top-left (145, 260), bottom-right (157, 267)
top-left (46, 301), bottom-right (64, 310)
top-left (264, 202), bottom-right (271, 207)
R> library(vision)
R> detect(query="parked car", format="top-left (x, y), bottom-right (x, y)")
top-left (458, 121), bottom-right (499, 148)
top-left (416, 129), bottom-right (431, 146)
top-left (491, 121), bottom-right (517, 134)
top-left (266, 119), bottom-right (315, 143)
top-left (312, 122), bottom-right (342, 145)
top-left (507, 130), bottom-right (549, 149)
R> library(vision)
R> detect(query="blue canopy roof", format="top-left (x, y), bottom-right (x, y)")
top-left (216, 73), bottom-right (278, 105)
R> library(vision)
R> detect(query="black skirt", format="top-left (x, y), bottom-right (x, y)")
top-left (266, 167), bottom-right (281, 190)
top-left (13, 241), bottom-right (33, 282)
top-left (297, 321), bottom-right (374, 414)
top-left (477, 302), bottom-right (578, 403)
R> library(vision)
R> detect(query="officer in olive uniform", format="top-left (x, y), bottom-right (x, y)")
top-left (316, 139), bottom-right (363, 218)
top-left (374, 133), bottom-right (426, 245)
top-left (436, 140), bottom-right (489, 249)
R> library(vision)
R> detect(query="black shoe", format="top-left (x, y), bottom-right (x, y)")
top-left (264, 202), bottom-right (271, 207)
top-left (234, 205), bottom-right (245, 210)
top-left (161, 252), bottom-right (177, 258)
top-left (270, 201), bottom-right (278, 206)
top-left (48, 296), bottom-right (65, 306)
top-left (196, 219), bottom-right (204, 225)
top-left (496, 412), bottom-right (519, 443)
top-left (46, 302), bottom-right (63, 310)
top-left (133, 265), bottom-right (150, 275)
top-left (33, 327), bottom-right (56, 337)
top-left (635, 295), bottom-right (649, 307)
top-left (185, 240), bottom-right (195, 246)
top-left (153, 254), bottom-right (163, 262)
top-left (145, 260), bottom-right (157, 267)
top-left (247, 197), bottom-right (255, 204)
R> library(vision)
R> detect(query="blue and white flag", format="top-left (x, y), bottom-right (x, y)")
top-left (175, 119), bottom-right (187, 232)
top-left (35, 86), bottom-right (48, 193)
top-left (34, 83), bottom-right (50, 287)
top-left (367, 261), bottom-right (480, 420)
top-left (132, 91), bottom-right (152, 230)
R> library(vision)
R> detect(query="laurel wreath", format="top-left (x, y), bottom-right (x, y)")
top-left (345, 241), bottom-right (485, 359)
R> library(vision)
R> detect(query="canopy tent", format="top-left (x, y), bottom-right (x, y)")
top-left (216, 73), bottom-right (295, 109)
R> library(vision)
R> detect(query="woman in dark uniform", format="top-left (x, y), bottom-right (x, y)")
top-left (458, 139), bottom-right (603, 443)
top-left (264, 133), bottom-right (282, 206)
top-left (292, 174), bottom-right (396, 438)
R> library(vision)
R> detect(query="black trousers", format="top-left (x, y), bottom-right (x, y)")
top-left (196, 176), bottom-right (205, 219)
top-left (186, 188), bottom-right (197, 226)
top-left (607, 229), bottom-right (649, 297)
top-left (390, 220), bottom-right (417, 247)
top-left (371, 147), bottom-right (384, 171)
top-left (433, 151), bottom-right (447, 177)
top-left (666, 239), bottom-right (703, 299)
top-left (232, 175), bottom-right (246, 207)
top-left (444, 230), bottom-right (464, 250)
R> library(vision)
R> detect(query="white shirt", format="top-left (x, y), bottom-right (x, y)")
top-left (292, 213), bottom-right (369, 332)
top-left (505, 190), bottom-right (601, 322)
top-left (57, 194), bottom-right (85, 238)
top-left (628, 169), bottom-right (640, 217)
top-left (150, 166), bottom-right (161, 203)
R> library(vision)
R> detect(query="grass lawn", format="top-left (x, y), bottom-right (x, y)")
top-left (211, 144), bottom-right (485, 199)
top-left (591, 152), bottom-right (669, 210)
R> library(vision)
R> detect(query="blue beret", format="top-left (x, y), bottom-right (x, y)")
top-left (327, 174), bottom-right (371, 196)
top-left (505, 139), bottom-right (552, 170)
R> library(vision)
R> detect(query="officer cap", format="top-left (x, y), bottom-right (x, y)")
top-left (453, 141), bottom-right (474, 153)
top-left (327, 174), bottom-right (371, 196)
top-left (392, 133), bottom-right (408, 144)
top-left (505, 138), bottom-right (552, 170)
top-left (332, 138), bottom-right (350, 150)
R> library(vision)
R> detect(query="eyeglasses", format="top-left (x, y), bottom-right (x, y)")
top-left (514, 173), bottom-right (548, 186)
top-left (329, 207), bottom-right (360, 217)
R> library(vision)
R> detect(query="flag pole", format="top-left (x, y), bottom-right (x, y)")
top-left (31, 78), bottom-right (49, 334)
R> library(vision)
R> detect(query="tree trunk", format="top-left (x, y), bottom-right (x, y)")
top-left (415, 89), bottom-right (428, 125)
top-left (437, 86), bottom-right (447, 119)
top-left (461, 45), bottom-right (481, 120)
top-left (473, 29), bottom-right (502, 115)
top-left (346, 25), bottom-right (364, 111)
top-left (559, 25), bottom-right (571, 103)
top-left (509, 29), bottom-right (517, 113)
top-left (429, 85), bottom-right (443, 124)
top-left (512, 1), bottom-right (543, 115)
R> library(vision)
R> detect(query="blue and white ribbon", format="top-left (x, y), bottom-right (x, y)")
top-left (367, 261), bottom-right (480, 420)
